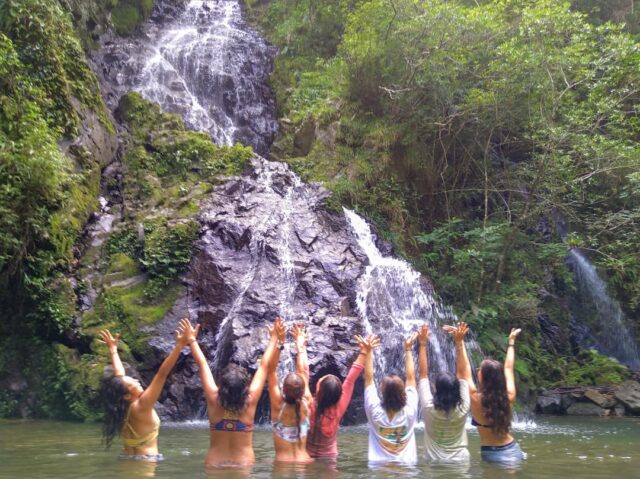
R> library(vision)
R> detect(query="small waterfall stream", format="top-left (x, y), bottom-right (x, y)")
top-left (344, 209), bottom-right (479, 376)
top-left (568, 249), bottom-right (640, 369)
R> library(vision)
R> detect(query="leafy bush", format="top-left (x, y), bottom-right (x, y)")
top-left (565, 350), bottom-right (630, 386)
top-left (141, 220), bottom-right (199, 298)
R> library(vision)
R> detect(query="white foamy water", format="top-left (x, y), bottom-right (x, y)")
top-left (344, 208), bottom-right (477, 375)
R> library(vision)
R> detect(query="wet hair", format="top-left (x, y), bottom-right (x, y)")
top-left (218, 363), bottom-right (250, 414)
top-left (101, 376), bottom-right (130, 448)
top-left (282, 372), bottom-right (305, 441)
top-left (479, 359), bottom-right (511, 436)
top-left (380, 375), bottom-right (406, 413)
top-left (433, 372), bottom-right (462, 415)
top-left (315, 374), bottom-right (342, 420)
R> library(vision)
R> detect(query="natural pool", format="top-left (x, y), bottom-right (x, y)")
top-left (0, 416), bottom-right (638, 478)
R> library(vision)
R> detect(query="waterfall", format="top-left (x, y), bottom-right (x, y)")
top-left (99, 0), bottom-right (278, 155)
top-left (568, 249), bottom-right (640, 369)
top-left (344, 209), bottom-right (475, 376)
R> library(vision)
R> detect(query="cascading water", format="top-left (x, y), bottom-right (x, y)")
top-left (98, 0), bottom-right (277, 155)
top-left (95, 0), bottom-right (480, 419)
top-left (568, 249), bottom-right (640, 369)
top-left (344, 209), bottom-right (477, 376)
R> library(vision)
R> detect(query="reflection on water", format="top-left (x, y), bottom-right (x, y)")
top-left (0, 417), bottom-right (638, 478)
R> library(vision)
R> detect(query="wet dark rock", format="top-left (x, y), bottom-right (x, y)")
top-left (536, 391), bottom-right (565, 414)
top-left (144, 158), bottom-right (370, 421)
top-left (614, 381), bottom-right (640, 415)
top-left (584, 389), bottom-right (617, 409)
top-left (566, 402), bottom-right (609, 416)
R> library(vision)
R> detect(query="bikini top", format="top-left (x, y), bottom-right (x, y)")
top-left (210, 417), bottom-right (254, 432)
top-left (272, 401), bottom-right (310, 443)
top-left (122, 408), bottom-right (160, 449)
top-left (472, 417), bottom-right (493, 428)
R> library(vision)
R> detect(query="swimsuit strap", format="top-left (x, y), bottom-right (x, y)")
top-left (123, 406), bottom-right (140, 437)
top-left (121, 406), bottom-right (160, 448)
top-left (210, 418), bottom-right (254, 432)
top-left (472, 417), bottom-right (493, 428)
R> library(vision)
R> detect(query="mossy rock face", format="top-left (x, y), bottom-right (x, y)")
top-left (111, 0), bottom-right (156, 36)
top-left (565, 350), bottom-right (631, 386)
top-left (105, 253), bottom-right (141, 283)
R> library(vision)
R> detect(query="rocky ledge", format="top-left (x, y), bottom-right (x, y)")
top-left (536, 380), bottom-right (640, 417)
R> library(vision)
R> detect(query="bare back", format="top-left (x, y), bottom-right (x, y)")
top-left (205, 393), bottom-right (257, 467)
top-left (470, 392), bottom-right (514, 447)
top-left (270, 396), bottom-right (313, 463)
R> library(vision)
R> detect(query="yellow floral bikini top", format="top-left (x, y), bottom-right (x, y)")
top-left (122, 407), bottom-right (160, 449)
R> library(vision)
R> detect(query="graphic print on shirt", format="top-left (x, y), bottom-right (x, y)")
top-left (376, 425), bottom-right (410, 454)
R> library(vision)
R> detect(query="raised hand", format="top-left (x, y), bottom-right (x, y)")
top-left (98, 330), bottom-right (120, 350)
top-left (268, 316), bottom-right (286, 342)
top-left (508, 327), bottom-right (522, 345)
top-left (177, 317), bottom-right (200, 347)
top-left (355, 334), bottom-right (380, 354)
top-left (291, 321), bottom-right (307, 350)
top-left (418, 324), bottom-right (430, 345)
top-left (443, 322), bottom-right (469, 343)
top-left (404, 332), bottom-right (418, 351)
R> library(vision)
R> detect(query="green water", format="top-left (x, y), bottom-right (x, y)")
top-left (0, 417), bottom-right (638, 478)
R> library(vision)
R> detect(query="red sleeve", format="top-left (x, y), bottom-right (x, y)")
top-left (336, 362), bottom-right (364, 418)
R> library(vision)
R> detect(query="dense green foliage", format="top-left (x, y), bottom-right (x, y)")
top-left (246, 0), bottom-right (640, 387)
top-left (0, 0), bottom-right (251, 419)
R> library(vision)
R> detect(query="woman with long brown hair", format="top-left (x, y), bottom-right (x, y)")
top-left (266, 321), bottom-right (314, 463)
top-left (444, 322), bottom-right (525, 465)
top-left (291, 322), bottom-right (374, 460)
top-left (99, 318), bottom-right (194, 461)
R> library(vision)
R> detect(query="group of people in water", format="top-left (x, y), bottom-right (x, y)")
top-left (99, 317), bottom-right (525, 469)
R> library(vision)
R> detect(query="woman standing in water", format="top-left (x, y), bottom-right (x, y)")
top-left (364, 332), bottom-right (419, 465)
top-left (266, 321), bottom-right (314, 463)
top-left (417, 323), bottom-right (470, 464)
top-left (444, 322), bottom-right (525, 465)
top-left (99, 318), bottom-right (194, 460)
top-left (305, 331), bottom-right (376, 460)
top-left (187, 316), bottom-right (284, 468)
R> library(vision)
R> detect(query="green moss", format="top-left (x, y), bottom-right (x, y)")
top-left (106, 253), bottom-right (140, 279)
top-left (111, 5), bottom-right (140, 35)
top-left (564, 350), bottom-right (631, 386)
top-left (110, 0), bottom-right (156, 36)
top-left (118, 282), bottom-right (182, 325)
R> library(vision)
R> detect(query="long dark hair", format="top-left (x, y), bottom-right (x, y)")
top-left (283, 372), bottom-right (305, 441)
top-left (314, 374), bottom-right (342, 421)
top-left (101, 376), bottom-right (130, 448)
top-left (380, 375), bottom-right (406, 413)
top-left (433, 372), bottom-right (462, 415)
top-left (479, 359), bottom-right (511, 436)
top-left (218, 363), bottom-right (250, 414)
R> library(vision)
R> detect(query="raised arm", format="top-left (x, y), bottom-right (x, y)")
top-left (266, 319), bottom-right (286, 411)
top-left (99, 330), bottom-right (125, 377)
top-left (404, 332), bottom-right (418, 388)
top-left (418, 324), bottom-right (429, 380)
top-left (444, 322), bottom-right (476, 394)
top-left (360, 335), bottom-right (380, 388)
top-left (249, 317), bottom-right (284, 401)
top-left (187, 321), bottom-right (218, 404)
top-left (291, 322), bottom-right (312, 401)
top-left (138, 318), bottom-right (192, 410)
top-left (336, 336), bottom-right (370, 417)
top-left (504, 328), bottom-right (521, 403)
